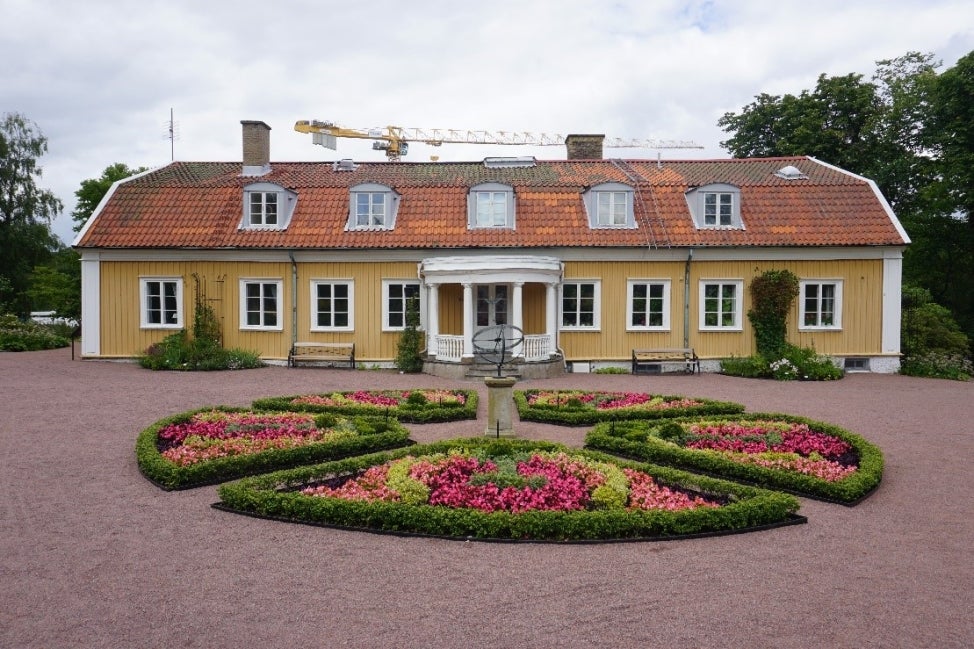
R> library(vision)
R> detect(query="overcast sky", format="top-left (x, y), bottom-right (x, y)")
top-left (3, 0), bottom-right (973, 244)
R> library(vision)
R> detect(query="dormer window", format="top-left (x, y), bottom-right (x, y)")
top-left (348, 183), bottom-right (399, 230)
top-left (241, 182), bottom-right (296, 230)
top-left (686, 183), bottom-right (743, 229)
top-left (468, 183), bottom-right (515, 229)
top-left (583, 182), bottom-right (635, 228)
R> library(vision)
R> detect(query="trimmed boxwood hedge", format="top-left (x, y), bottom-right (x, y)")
top-left (136, 406), bottom-right (412, 490)
top-left (251, 389), bottom-right (479, 424)
top-left (215, 438), bottom-right (801, 542)
top-left (514, 390), bottom-right (745, 426)
top-left (584, 413), bottom-right (883, 505)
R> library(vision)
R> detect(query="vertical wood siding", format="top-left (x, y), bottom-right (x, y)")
top-left (96, 257), bottom-right (885, 362)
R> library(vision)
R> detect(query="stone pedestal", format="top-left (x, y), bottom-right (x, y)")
top-left (484, 375), bottom-right (517, 437)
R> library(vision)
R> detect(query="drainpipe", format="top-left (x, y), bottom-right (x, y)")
top-left (288, 251), bottom-right (298, 349)
top-left (683, 249), bottom-right (694, 348)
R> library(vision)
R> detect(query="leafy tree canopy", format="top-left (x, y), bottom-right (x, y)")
top-left (0, 113), bottom-right (62, 316)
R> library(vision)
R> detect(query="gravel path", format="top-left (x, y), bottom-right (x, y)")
top-left (1, 349), bottom-right (972, 648)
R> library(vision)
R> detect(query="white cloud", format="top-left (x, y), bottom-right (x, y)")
top-left (1, 0), bottom-right (971, 243)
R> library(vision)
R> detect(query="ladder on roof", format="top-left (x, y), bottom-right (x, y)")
top-left (610, 159), bottom-right (671, 250)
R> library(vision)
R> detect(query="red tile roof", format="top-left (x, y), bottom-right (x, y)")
top-left (75, 156), bottom-right (908, 250)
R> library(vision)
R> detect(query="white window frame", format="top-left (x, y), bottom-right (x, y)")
top-left (140, 277), bottom-right (183, 329)
top-left (468, 183), bottom-right (515, 229)
top-left (685, 183), bottom-right (744, 230)
top-left (799, 280), bottom-right (843, 330)
top-left (241, 182), bottom-right (296, 231)
top-left (239, 279), bottom-right (283, 331)
top-left (583, 182), bottom-right (636, 229)
top-left (310, 280), bottom-right (354, 332)
top-left (348, 183), bottom-right (399, 230)
top-left (627, 279), bottom-right (671, 331)
top-left (699, 280), bottom-right (744, 331)
top-left (382, 280), bottom-right (423, 331)
top-left (560, 280), bottom-right (601, 331)
top-left (704, 192), bottom-right (734, 226)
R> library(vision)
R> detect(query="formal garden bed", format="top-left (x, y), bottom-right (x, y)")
top-left (514, 389), bottom-right (744, 426)
top-left (252, 389), bottom-right (478, 423)
top-left (215, 438), bottom-right (803, 542)
top-left (584, 414), bottom-right (883, 504)
top-left (136, 407), bottom-right (412, 490)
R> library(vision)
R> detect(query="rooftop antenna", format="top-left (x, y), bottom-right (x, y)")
top-left (166, 108), bottom-right (180, 161)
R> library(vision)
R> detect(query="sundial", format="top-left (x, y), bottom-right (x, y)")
top-left (472, 324), bottom-right (524, 377)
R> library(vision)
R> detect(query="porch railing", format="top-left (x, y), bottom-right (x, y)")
top-left (432, 333), bottom-right (553, 363)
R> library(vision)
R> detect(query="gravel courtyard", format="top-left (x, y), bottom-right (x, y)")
top-left (1, 348), bottom-right (971, 648)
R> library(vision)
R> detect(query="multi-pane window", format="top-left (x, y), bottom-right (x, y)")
top-left (700, 281), bottom-right (743, 330)
top-left (249, 192), bottom-right (278, 226)
top-left (800, 281), bottom-right (842, 329)
top-left (384, 281), bottom-right (421, 330)
top-left (561, 281), bottom-right (599, 329)
top-left (704, 192), bottom-right (733, 226)
top-left (596, 191), bottom-right (628, 226)
top-left (476, 191), bottom-right (509, 227)
top-left (354, 192), bottom-right (386, 228)
top-left (312, 281), bottom-right (353, 331)
top-left (141, 278), bottom-right (181, 328)
top-left (240, 280), bottom-right (282, 330)
top-left (628, 280), bottom-right (670, 330)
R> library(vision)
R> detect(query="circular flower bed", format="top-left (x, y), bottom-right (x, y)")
top-left (136, 407), bottom-right (412, 490)
top-left (514, 389), bottom-right (744, 425)
top-left (215, 439), bottom-right (802, 542)
top-left (252, 389), bottom-right (478, 423)
top-left (585, 414), bottom-right (883, 504)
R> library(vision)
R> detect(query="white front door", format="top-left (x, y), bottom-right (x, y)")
top-left (476, 284), bottom-right (509, 333)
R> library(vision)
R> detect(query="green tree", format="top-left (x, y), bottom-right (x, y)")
top-left (0, 113), bottom-right (63, 316)
top-left (72, 162), bottom-right (147, 232)
top-left (395, 296), bottom-right (424, 372)
top-left (26, 248), bottom-right (81, 321)
top-left (718, 51), bottom-right (974, 342)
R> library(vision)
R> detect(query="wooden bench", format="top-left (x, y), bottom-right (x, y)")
top-left (631, 348), bottom-right (700, 375)
top-left (288, 342), bottom-right (355, 369)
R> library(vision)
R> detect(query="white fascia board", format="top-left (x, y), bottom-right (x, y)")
top-left (806, 156), bottom-right (911, 245)
top-left (71, 165), bottom-right (166, 247)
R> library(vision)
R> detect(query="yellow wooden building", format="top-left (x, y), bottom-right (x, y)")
top-left (74, 121), bottom-right (909, 376)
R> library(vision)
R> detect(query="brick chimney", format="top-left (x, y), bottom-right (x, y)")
top-left (241, 120), bottom-right (271, 176)
top-left (565, 134), bottom-right (605, 160)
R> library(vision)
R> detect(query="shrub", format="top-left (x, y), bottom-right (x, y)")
top-left (216, 438), bottom-right (801, 542)
top-left (138, 302), bottom-right (263, 371)
top-left (0, 313), bottom-right (70, 351)
top-left (901, 286), bottom-right (971, 380)
top-left (514, 390), bottom-right (745, 426)
top-left (722, 345), bottom-right (842, 381)
top-left (136, 406), bottom-right (412, 490)
top-left (395, 295), bottom-right (424, 373)
top-left (252, 389), bottom-right (479, 424)
top-left (586, 413), bottom-right (882, 505)
top-left (747, 269), bottom-right (799, 359)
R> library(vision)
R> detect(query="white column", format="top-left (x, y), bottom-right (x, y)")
top-left (882, 252), bottom-right (903, 357)
top-left (462, 282), bottom-right (474, 358)
top-left (426, 283), bottom-right (439, 357)
top-left (80, 252), bottom-right (101, 357)
top-left (512, 281), bottom-right (524, 358)
top-left (546, 282), bottom-right (558, 354)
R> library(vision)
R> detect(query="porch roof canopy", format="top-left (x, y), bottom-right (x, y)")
top-left (418, 255), bottom-right (563, 285)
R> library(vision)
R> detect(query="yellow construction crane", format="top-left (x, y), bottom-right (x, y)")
top-left (294, 119), bottom-right (702, 161)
